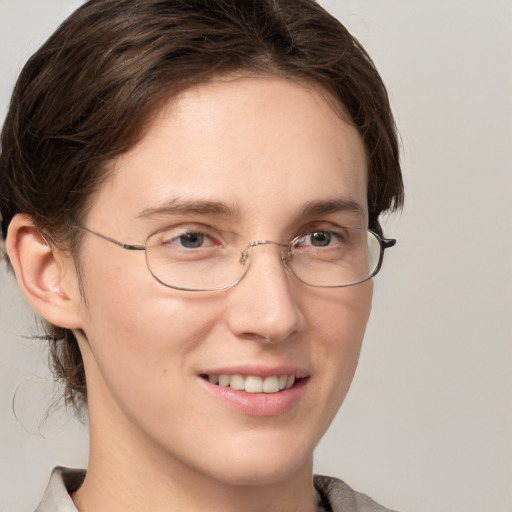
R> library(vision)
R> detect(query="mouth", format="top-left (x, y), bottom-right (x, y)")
top-left (200, 374), bottom-right (301, 393)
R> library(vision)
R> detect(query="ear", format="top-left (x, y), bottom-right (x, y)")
top-left (6, 214), bottom-right (83, 329)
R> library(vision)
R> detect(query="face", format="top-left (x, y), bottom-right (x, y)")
top-left (73, 77), bottom-right (371, 487)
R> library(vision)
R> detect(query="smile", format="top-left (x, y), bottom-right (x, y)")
top-left (203, 374), bottom-right (297, 393)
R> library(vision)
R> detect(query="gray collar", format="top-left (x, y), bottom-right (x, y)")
top-left (35, 467), bottom-right (85, 512)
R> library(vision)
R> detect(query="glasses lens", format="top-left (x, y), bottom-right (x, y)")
top-left (145, 226), bottom-right (247, 290)
top-left (289, 228), bottom-right (382, 287)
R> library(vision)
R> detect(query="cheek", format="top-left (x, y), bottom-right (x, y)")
top-left (306, 282), bottom-right (372, 426)
top-left (79, 289), bottom-right (230, 441)
top-left (78, 252), bottom-right (224, 397)
top-left (84, 288), bottom-right (222, 364)
top-left (307, 280), bottom-right (372, 350)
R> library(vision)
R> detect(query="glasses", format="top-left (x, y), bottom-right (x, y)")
top-left (78, 224), bottom-right (396, 291)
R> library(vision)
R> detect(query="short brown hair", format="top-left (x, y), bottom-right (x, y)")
top-left (0, 0), bottom-right (403, 413)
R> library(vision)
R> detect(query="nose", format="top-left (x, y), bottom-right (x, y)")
top-left (224, 242), bottom-right (304, 344)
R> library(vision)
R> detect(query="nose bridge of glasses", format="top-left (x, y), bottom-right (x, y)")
top-left (240, 240), bottom-right (290, 265)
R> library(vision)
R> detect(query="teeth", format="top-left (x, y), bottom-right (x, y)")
top-left (263, 376), bottom-right (279, 393)
top-left (209, 374), bottom-right (296, 393)
top-left (219, 375), bottom-right (230, 387)
top-left (245, 375), bottom-right (263, 393)
top-left (230, 374), bottom-right (245, 391)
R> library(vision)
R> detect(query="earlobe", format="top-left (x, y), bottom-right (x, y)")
top-left (6, 214), bottom-right (83, 329)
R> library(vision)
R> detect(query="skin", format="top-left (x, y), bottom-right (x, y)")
top-left (8, 77), bottom-right (372, 512)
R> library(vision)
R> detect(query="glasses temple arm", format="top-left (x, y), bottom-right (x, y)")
top-left (78, 225), bottom-right (146, 251)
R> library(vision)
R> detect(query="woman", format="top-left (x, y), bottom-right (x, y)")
top-left (0, 0), bottom-right (403, 510)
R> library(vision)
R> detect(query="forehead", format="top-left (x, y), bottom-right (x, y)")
top-left (88, 77), bottom-right (368, 233)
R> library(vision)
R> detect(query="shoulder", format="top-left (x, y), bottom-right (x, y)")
top-left (314, 474), bottom-right (400, 512)
top-left (35, 467), bottom-right (85, 512)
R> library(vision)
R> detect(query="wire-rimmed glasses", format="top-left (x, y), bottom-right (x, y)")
top-left (78, 224), bottom-right (396, 291)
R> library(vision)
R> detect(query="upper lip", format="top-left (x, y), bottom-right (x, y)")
top-left (198, 364), bottom-right (310, 379)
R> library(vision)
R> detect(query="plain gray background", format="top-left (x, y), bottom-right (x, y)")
top-left (1, 1), bottom-right (511, 510)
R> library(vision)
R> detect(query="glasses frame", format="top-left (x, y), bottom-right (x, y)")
top-left (77, 225), bottom-right (396, 291)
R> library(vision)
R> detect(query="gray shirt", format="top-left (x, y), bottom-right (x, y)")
top-left (35, 467), bottom-right (398, 512)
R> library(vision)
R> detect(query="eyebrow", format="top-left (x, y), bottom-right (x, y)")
top-left (136, 197), bottom-right (365, 222)
top-left (137, 198), bottom-right (240, 219)
top-left (299, 198), bottom-right (365, 219)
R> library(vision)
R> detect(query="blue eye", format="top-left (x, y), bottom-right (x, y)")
top-left (174, 232), bottom-right (206, 249)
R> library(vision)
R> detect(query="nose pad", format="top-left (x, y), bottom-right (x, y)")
top-left (280, 246), bottom-right (293, 269)
top-left (239, 249), bottom-right (250, 265)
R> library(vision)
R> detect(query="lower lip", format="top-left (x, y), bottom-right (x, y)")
top-left (200, 377), bottom-right (309, 417)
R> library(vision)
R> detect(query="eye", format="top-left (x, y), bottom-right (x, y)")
top-left (309, 231), bottom-right (333, 247)
top-left (148, 224), bottom-right (227, 252)
top-left (173, 231), bottom-right (208, 249)
top-left (166, 229), bottom-right (224, 250)
top-left (295, 230), bottom-right (341, 248)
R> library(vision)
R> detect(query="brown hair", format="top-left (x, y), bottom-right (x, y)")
top-left (0, 0), bottom-right (403, 413)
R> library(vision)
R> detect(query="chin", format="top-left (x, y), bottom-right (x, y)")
top-left (213, 454), bottom-right (313, 488)
top-left (198, 431), bottom-right (316, 487)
